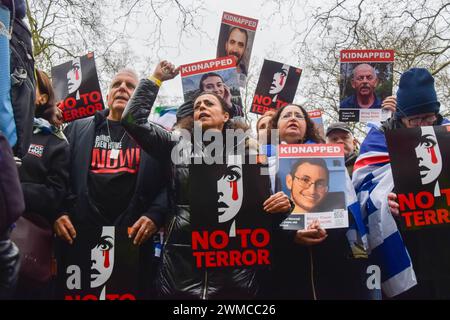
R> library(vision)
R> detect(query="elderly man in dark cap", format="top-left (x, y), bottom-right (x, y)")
top-left (326, 122), bottom-right (359, 176)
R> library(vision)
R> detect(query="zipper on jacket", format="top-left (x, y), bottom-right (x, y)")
top-left (164, 216), bottom-right (176, 247)
top-left (201, 270), bottom-right (208, 300)
top-left (309, 247), bottom-right (317, 300)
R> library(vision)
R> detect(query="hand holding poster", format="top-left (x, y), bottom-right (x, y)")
top-left (216, 12), bottom-right (258, 85)
top-left (339, 49), bottom-right (394, 122)
top-left (52, 52), bottom-right (105, 122)
top-left (386, 125), bottom-right (450, 230)
top-left (277, 144), bottom-right (348, 230)
top-left (251, 59), bottom-right (302, 115)
top-left (57, 226), bottom-right (139, 300)
top-left (180, 56), bottom-right (243, 117)
top-left (189, 155), bottom-right (271, 269)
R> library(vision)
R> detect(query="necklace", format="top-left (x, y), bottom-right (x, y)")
top-left (106, 119), bottom-right (127, 159)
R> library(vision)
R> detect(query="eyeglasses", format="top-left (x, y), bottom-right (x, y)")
top-left (294, 175), bottom-right (328, 191)
top-left (281, 112), bottom-right (305, 120)
top-left (406, 114), bottom-right (437, 126)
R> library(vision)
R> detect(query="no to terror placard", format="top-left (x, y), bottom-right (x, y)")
top-left (189, 155), bottom-right (272, 269)
top-left (251, 59), bottom-right (302, 115)
top-left (386, 125), bottom-right (450, 230)
top-left (52, 52), bottom-right (105, 122)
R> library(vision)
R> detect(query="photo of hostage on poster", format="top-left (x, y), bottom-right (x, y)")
top-left (57, 226), bottom-right (139, 300)
top-left (52, 52), bottom-right (105, 123)
top-left (216, 11), bottom-right (258, 85)
top-left (189, 155), bottom-right (272, 269)
top-left (386, 125), bottom-right (450, 231)
top-left (251, 59), bottom-right (302, 115)
top-left (180, 56), bottom-right (244, 118)
top-left (277, 144), bottom-right (348, 230)
top-left (339, 49), bottom-right (394, 122)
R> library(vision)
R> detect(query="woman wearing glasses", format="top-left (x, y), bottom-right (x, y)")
top-left (267, 104), bottom-right (368, 300)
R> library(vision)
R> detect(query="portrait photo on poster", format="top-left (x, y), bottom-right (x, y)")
top-left (339, 62), bottom-right (393, 110)
top-left (386, 125), bottom-right (450, 230)
top-left (277, 144), bottom-right (348, 230)
top-left (216, 12), bottom-right (258, 77)
top-left (181, 68), bottom-right (242, 106)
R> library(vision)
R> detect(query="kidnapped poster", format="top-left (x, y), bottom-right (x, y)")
top-left (189, 155), bottom-right (272, 269)
top-left (386, 125), bottom-right (450, 231)
top-left (51, 52), bottom-right (105, 122)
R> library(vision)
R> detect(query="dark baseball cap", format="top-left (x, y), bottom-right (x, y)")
top-left (325, 122), bottom-right (352, 137)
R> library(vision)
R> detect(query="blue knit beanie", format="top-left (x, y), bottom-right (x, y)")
top-left (395, 68), bottom-right (440, 119)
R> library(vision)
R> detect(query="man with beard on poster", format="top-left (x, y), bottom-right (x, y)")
top-left (54, 69), bottom-right (168, 299)
top-left (356, 68), bottom-right (450, 299)
top-left (224, 27), bottom-right (248, 75)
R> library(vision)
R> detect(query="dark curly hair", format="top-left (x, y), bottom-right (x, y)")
top-left (269, 104), bottom-right (324, 143)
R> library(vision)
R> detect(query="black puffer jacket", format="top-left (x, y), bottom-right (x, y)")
top-left (122, 79), bottom-right (258, 299)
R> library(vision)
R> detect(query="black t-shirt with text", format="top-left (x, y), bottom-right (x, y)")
top-left (88, 119), bottom-right (140, 223)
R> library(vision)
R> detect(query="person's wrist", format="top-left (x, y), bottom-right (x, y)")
top-left (148, 74), bottom-right (162, 87)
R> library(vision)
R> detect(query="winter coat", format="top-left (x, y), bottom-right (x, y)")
top-left (62, 109), bottom-right (167, 229)
top-left (122, 79), bottom-right (259, 299)
top-left (18, 118), bottom-right (69, 223)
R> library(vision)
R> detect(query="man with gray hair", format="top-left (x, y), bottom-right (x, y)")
top-left (340, 63), bottom-right (382, 109)
top-left (54, 69), bottom-right (168, 298)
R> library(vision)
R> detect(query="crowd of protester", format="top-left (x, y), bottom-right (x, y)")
top-left (1, 0), bottom-right (449, 300)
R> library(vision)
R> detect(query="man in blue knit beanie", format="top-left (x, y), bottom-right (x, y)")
top-left (394, 68), bottom-right (442, 127)
top-left (355, 67), bottom-right (450, 299)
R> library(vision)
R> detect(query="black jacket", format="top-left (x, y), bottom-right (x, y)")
top-left (122, 79), bottom-right (259, 299)
top-left (18, 122), bottom-right (69, 223)
top-left (62, 109), bottom-right (168, 229)
top-left (380, 114), bottom-right (450, 298)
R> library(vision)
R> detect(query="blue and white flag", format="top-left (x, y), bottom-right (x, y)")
top-left (0, 6), bottom-right (17, 147)
top-left (352, 124), bottom-right (417, 297)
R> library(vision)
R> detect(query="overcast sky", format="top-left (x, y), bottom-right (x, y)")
top-left (106, 0), bottom-right (313, 106)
